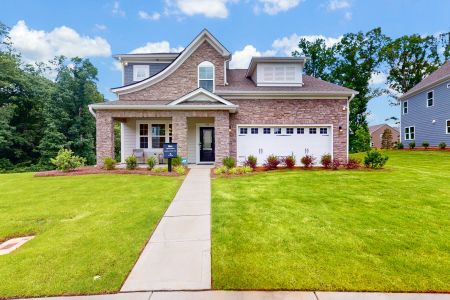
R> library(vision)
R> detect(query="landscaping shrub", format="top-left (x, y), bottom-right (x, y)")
top-left (332, 158), bottom-right (341, 170)
top-left (241, 166), bottom-right (253, 174)
top-left (154, 166), bottom-right (168, 173)
top-left (171, 155), bottom-right (182, 167)
top-left (264, 154), bottom-right (280, 170)
top-left (363, 150), bottom-right (389, 169)
top-left (320, 154), bottom-right (332, 169)
top-left (125, 155), bottom-right (137, 170)
top-left (222, 156), bottom-right (236, 169)
top-left (102, 157), bottom-right (116, 170)
top-left (282, 154), bottom-right (296, 168)
top-left (51, 149), bottom-right (86, 172)
top-left (214, 166), bottom-right (228, 175)
top-left (244, 155), bottom-right (257, 169)
top-left (174, 165), bottom-right (186, 175)
top-left (228, 167), bottom-right (238, 175)
top-left (300, 155), bottom-right (315, 168)
top-left (422, 141), bottom-right (430, 149)
top-left (147, 156), bottom-right (157, 170)
top-left (409, 141), bottom-right (416, 149)
top-left (397, 142), bottom-right (404, 149)
top-left (439, 142), bottom-right (447, 150)
top-left (345, 158), bottom-right (361, 169)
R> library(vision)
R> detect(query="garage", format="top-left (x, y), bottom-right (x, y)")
top-left (236, 125), bottom-right (333, 166)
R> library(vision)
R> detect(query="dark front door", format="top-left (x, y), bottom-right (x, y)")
top-left (199, 127), bottom-right (215, 162)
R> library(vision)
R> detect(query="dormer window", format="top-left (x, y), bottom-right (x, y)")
top-left (198, 61), bottom-right (214, 92)
top-left (133, 65), bottom-right (150, 81)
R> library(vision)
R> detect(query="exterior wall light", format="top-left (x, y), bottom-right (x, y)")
top-left (343, 106), bottom-right (347, 111)
top-left (339, 126), bottom-right (343, 132)
top-left (432, 120), bottom-right (436, 124)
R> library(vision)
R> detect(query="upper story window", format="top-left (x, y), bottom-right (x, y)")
top-left (133, 65), bottom-right (150, 81)
top-left (447, 120), bottom-right (450, 134)
top-left (198, 61), bottom-right (214, 92)
top-left (427, 91), bottom-right (434, 107)
top-left (403, 101), bottom-right (408, 114)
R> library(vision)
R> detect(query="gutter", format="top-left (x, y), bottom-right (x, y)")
top-left (89, 104), bottom-right (238, 113)
top-left (346, 93), bottom-right (356, 161)
top-left (88, 105), bottom-right (96, 118)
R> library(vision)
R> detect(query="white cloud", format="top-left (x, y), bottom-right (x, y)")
top-left (94, 24), bottom-right (107, 31)
top-left (344, 11), bottom-right (352, 21)
top-left (112, 60), bottom-right (123, 72)
top-left (138, 10), bottom-right (161, 21)
top-left (326, 0), bottom-right (350, 11)
top-left (229, 45), bottom-right (276, 68)
top-left (256, 0), bottom-right (302, 15)
top-left (369, 72), bottom-right (387, 86)
top-left (9, 20), bottom-right (111, 63)
top-left (165, 0), bottom-right (232, 19)
top-left (272, 34), bottom-right (341, 55)
top-left (130, 41), bottom-right (184, 54)
top-left (112, 1), bottom-right (126, 17)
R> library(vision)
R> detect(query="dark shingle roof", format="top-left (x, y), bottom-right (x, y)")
top-left (400, 60), bottom-right (450, 99)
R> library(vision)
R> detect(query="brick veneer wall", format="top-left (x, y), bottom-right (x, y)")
top-left (228, 99), bottom-right (349, 162)
top-left (119, 41), bottom-right (226, 101)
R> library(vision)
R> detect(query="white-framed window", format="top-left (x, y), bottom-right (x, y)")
top-left (139, 124), bottom-right (149, 148)
top-left (447, 120), bottom-right (450, 134)
top-left (240, 128), bottom-right (247, 134)
top-left (320, 128), bottom-right (328, 135)
top-left (263, 128), bottom-right (271, 134)
top-left (427, 90), bottom-right (434, 107)
top-left (133, 65), bottom-right (150, 81)
top-left (274, 128), bottom-right (282, 134)
top-left (297, 128), bottom-right (304, 134)
top-left (404, 126), bottom-right (415, 140)
top-left (447, 83), bottom-right (450, 88)
top-left (286, 128), bottom-right (294, 134)
top-left (309, 128), bottom-right (317, 134)
top-left (151, 124), bottom-right (166, 149)
top-left (403, 100), bottom-right (408, 114)
top-left (251, 128), bottom-right (258, 134)
top-left (198, 61), bottom-right (214, 92)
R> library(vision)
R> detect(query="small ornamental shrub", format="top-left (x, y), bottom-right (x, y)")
top-left (332, 158), bottom-right (341, 170)
top-left (397, 142), bottom-right (404, 149)
top-left (228, 167), bottom-right (238, 175)
top-left (345, 158), bottom-right (361, 169)
top-left (222, 156), bottom-right (236, 169)
top-left (409, 141), bottom-right (416, 149)
top-left (154, 166), bottom-right (168, 173)
top-left (240, 166), bottom-right (253, 174)
top-left (422, 141), bottom-right (430, 149)
top-left (171, 155), bottom-right (182, 167)
top-left (300, 155), bottom-right (315, 168)
top-left (51, 149), bottom-right (86, 172)
top-left (264, 154), bottom-right (281, 170)
top-left (125, 155), bottom-right (137, 170)
top-left (283, 154), bottom-right (296, 169)
top-left (320, 154), bottom-right (332, 169)
top-left (102, 157), bottom-right (116, 170)
top-left (214, 166), bottom-right (228, 175)
top-left (439, 142), bottom-right (447, 150)
top-left (244, 155), bottom-right (257, 169)
top-left (364, 150), bottom-right (389, 169)
top-left (147, 156), bottom-right (157, 170)
top-left (174, 165), bottom-right (186, 175)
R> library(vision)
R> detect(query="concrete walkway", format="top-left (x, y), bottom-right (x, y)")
top-left (121, 165), bottom-right (212, 292)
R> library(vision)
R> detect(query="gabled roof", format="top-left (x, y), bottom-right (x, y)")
top-left (369, 124), bottom-right (399, 135)
top-left (111, 29), bottom-right (231, 95)
top-left (399, 60), bottom-right (450, 100)
top-left (168, 88), bottom-right (236, 106)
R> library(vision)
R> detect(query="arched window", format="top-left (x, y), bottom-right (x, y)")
top-left (198, 61), bottom-right (214, 92)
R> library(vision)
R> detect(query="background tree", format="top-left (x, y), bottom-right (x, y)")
top-left (381, 128), bottom-right (394, 149)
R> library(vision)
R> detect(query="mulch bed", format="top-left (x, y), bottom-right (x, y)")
top-left (399, 148), bottom-right (450, 151)
top-left (34, 166), bottom-right (187, 177)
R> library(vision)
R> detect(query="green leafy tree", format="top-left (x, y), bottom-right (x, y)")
top-left (37, 122), bottom-right (67, 165)
top-left (114, 122), bottom-right (121, 162)
top-left (381, 128), bottom-right (393, 149)
top-left (352, 126), bottom-right (371, 153)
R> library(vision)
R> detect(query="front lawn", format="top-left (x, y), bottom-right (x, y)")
top-left (212, 151), bottom-right (450, 292)
top-left (0, 173), bottom-right (182, 298)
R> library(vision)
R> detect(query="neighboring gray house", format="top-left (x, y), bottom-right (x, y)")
top-left (399, 61), bottom-right (450, 146)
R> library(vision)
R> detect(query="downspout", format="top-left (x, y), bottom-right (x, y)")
top-left (88, 105), bottom-right (96, 118)
top-left (224, 58), bottom-right (230, 85)
top-left (347, 93), bottom-right (355, 161)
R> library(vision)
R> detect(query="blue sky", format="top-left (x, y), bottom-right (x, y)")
top-left (1, 0), bottom-right (449, 126)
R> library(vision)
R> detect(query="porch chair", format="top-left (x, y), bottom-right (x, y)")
top-left (132, 149), bottom-right (145, 164)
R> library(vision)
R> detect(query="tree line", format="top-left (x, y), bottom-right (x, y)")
top-left (293, 28), bottom-right (449, 152)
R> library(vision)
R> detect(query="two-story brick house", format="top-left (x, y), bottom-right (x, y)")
top-left (89, 29), bottom-right (357, 166)
top-left (399, 61), bottom-right (450, 147)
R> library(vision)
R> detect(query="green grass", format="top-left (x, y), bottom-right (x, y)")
top-left (212, 151), bottom-right (450, 292)
top-left (0, 173), bottom-right (182, 298)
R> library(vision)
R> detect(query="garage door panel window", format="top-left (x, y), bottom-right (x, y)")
top-left (309, 128), bottom-right (317, 134)
top-left (286, 128), bottom-right (294, 134)
top-left (263, 128), bottom-right (271, 134)
top-left (274, 128), bottom-right (282, 134)
top-left (251, 128), bottom-right (259, 134)
top-left (297, 128), bottom-right (304, 134)
top-left (320, 128), bottom-right (328, 135)
top-left (240, 128), bottom-right (247, 135)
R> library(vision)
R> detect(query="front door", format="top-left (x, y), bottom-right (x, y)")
top-left (199, 127), bottom-right (215, 162)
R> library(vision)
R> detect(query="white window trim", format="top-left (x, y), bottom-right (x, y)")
top-left (446, 119), bottom-right (450, 134)
top-left (404, 126), bottom-right (415, 140)
top-left (447, 83), bottom-right (450, 88)
top-left (133, 65), bottom-right (150, 82)
top-left (135, 120), bottom-right (172, 150)
top-left (426, 90), bottom-right (434, 107)
top-left (403, 100), bottom-right (408, 115)
top-left (198, 61), bottom-right (215, 92)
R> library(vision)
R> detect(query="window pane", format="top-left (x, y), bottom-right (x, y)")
top-left (140, 137), bottom-right (148, 149)
top-left (140, 124), bottom-right (148, 135)
top-left (263, 128), bottom-right (271, 134)
top-left (199, 80), bottom-right (213, 92)
top-left (152, 137), bottom-right (165, 149)
top-left (251, 128), bottom-right (258, 134)
top-left (199, 66), bottom-right (213, 79)
top-left (240, 128), bottom-right (247, 134)
top-left (274, 128), bottom-right (281, 134)
top-left (152, 124), bottom-right (165, 136)
top-left (309, 128), bottom-right (317, 134)
top-left (297, 128), bottom-right (304, 134)
top-left (427, 91), bottom-right (433, 99)
top-left (320, 128), bottom-right (328, 134)
top-left (410, 127), bottom-right (414, 133)
top-left (286, 128), bottom-right (293, 134)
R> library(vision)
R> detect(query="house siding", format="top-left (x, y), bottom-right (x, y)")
top-left (401, 80), bottom-right (450, 146)
top-left (370, 125), bottom-right (400, 148)
top-left (123, 63), bottom-right (170, 85)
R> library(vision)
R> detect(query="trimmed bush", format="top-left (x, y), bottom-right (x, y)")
top-left (125, 155), bottom-right (137, 170)
top-left (264, 154), bottom-right (280, 170)
top-left (240, 166), bottom-right (253, 174)
top-left (320, 154), bottom-right (332, 169)
top-left (174, 165), bottom-right (186, 175)
top-left (171, 155), bottom-right (182, 167)
top-left (439, 142), bottom-right (447, 150)
top-left (146, 156), bottom-right (157, 170)
top-left (300, 155), bottom-right (315, 168)
top-left (228, 167), bottom-right (238, 175)
top-left (51, 149), bottom-right (86, 172)
top-left (345, 158), bottom-right (361, 169)
top-left (244, 155), bottom-right (257, 169)
top-left (214, 166), bottom-right (228, 175)
top-left (409, 141), bottom-right (416, 149)
top-left (397, 142), bottom-right (404, 149)
top-left (154, 166), bottom-right (168, 173)
top-left (364, 149), bottom-right (389, 169)
top-left (222, 156), bottom-right (236, 169)
top-left (332, 158), bottom-right (341, 170)
top-left (422, 141), bottom-right (430, 149)
top-left (102, 157), bottom-right (116, 170)
top-left (283, 154), bottom-right (296, 169)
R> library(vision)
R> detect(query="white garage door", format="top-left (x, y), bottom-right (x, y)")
top-left (236, 125), bottom-right (332, 166)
